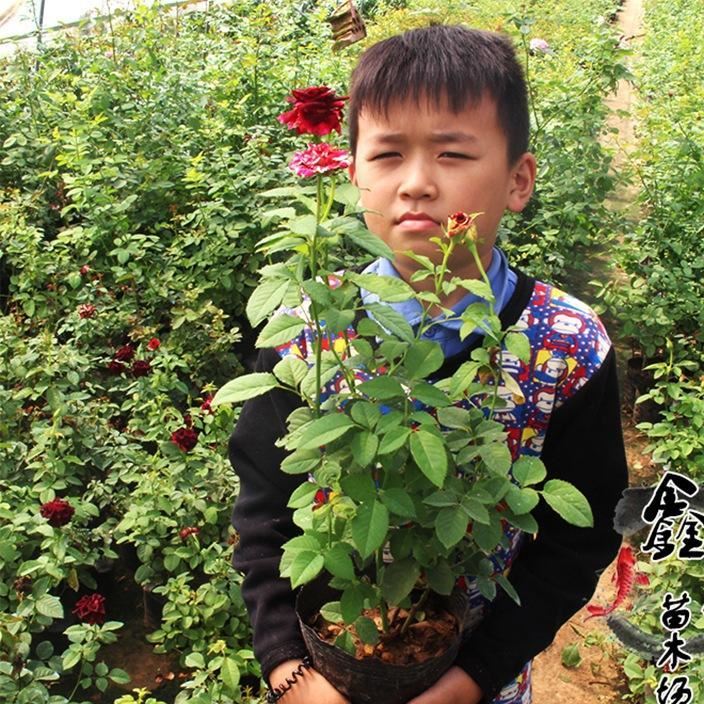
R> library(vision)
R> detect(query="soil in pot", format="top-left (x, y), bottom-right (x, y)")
top-left (313, 602), bottom-right (459, 665)
top-left (297, 581), bottom-right (466, 704)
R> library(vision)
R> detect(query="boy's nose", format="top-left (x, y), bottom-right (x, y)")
top-left (398, 162), bottom-right (438, 200)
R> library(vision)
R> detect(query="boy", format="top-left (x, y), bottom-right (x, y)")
top-left (230, 24), bottom-right (628, 704)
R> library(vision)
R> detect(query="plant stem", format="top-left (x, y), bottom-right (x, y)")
top-left (400, 587), bottom-right (430, 637)
top-left (375, 548), bottom-right (390, 634)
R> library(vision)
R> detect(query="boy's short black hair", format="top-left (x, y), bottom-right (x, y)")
top-left (348, 24), bottom-right (529, 164)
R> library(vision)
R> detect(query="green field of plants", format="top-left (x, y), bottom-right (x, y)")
top-left (0, 0), bottom-right (701, 702)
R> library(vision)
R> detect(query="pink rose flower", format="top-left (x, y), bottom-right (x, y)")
top-left (289, 143), bottom-right (352, 179)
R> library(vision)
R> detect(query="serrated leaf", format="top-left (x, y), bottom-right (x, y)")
top-left (324, 544), bottom-right (356, 580)
top-left (459, 278), bottom-right (494, 301)
top-left (108, 668), bottom-right (130, 684)
top-left (461, 496), bottom-right (490, 524)
top-left (212, 373), bottom-right (278, 406)
top-left (541, 480), bottom-right (593, 527)
top-left (473, 519), bottom-right (503, 552)
top-left (505, 485), bottom-right (539, 515)
top-left (280, 448), bottom-right (321, 475)
top-left (410, 430), bottom-right (447, 487)
top-left (435, 506), bottom-right (468, 549)
top-left (425, 561), bottom-right (455, 595)
top-left (351, 501), bottom-right (389, 558)
top-left (436, 406), bottom-right (471, 429)
top-left (365, 303), bottom-right (415, 342)
top-left (297, 414), bottom-right (355, 450)
top-left (381, 488), bottom-right (416, 518)
top-left (412, 381), bottom-right (451, 407)
top-left (347, 273), bottom-right (415, 303)
top-left (35, 595), bottom-right (63, 619)
top-left (358, 376), bottom-right (406, 400)
top-left (404, 340), bottom-right (445, 379)
top-left (512, 456), bottom-right (547, 487)
top-left (354, 616), bottom-right (380, 645)
top-left (185, 652), bottom-right (206, 669)
top-left (256, 314), bottom-right (306, 348)
top-left (335, 629), bottom-right (356, 655)
top-left (351, 430), bottom-right (379, 468)
top-left (340, 586), bottom-right (364, 625)
top-left (289, 551), bottom-right (325, 588)
top-left (496, 574), bottom-right (521, 605)
top-left (479, 443), bottom-right (512, 476)
top-left (340, 473), bottom-right (376, 503)
top-left (320, 601), bottom-right (344, 623)
top-left (504, 332), bottom-right (531, 363)
top-left (378, 426), bottom-right (411, 455)
top-left (246, 277), bottom-right (291, 327)
top-left (381, 559), bottom-right (420, 604)
top-left (343, 222), bottom-right (394, 259)
top-left (273, 355), bottom-right (309, 389)
top-left (287, 482), bottom-right (319, 508)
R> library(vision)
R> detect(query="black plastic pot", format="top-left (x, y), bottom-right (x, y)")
top-left (296, 582), bottom-right (467, 704)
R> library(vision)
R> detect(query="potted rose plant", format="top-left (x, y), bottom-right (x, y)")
top-left (213, 86), bottom-right (593, 703)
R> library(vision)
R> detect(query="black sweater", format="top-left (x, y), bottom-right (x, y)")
top-left (229, 270), bottom-right (629, 700)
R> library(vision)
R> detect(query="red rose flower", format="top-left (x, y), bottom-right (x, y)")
top-left (312, 488), bottom-right (331, 510)
top-left (200, 394), bottom-right (214, 414)
top-left (289, 143), bottom-right (352, 179)
top-left (114, 344), bottom-right (135, 362)
top-left (446, 211), bottom-right (477, 239)
top-left (277, 85), bottom-right (348, 136)
top-left (40, 498), bottom-right (74, 527)
top-left (179, 526), bottom-right (200, 541)
top-left (80, 265), bottom-right (91, 276)
top-left (147, 337), bottom-right (160, 351)
top-left (171, 427), bottom-right (198, 452)
top-left (107, 360), bottom-right (126, 375)
top-left (183, 414), bottom-right (193, 428)
top-left (131, 359), bottom-right (151, 377)
top-left (72, 593), bottom-right (106, 625)
top-left (78, 304), bottom-right (96, 319)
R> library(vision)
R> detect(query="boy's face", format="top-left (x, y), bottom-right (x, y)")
top-left (348, 94), bottom-right (535, 280)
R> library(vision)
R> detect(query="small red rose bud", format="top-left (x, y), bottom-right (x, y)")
top-left (131, 359), bottom-right (151, 377)
top-left (40, 498), bottom-right (75, 527)
top-left (200, 394), bottom-right (214, 414)
top-left (147, 337), bottom-right (160, 351)
top-left (114, 344), bottom-right (135, 362)
top-left (171, 427), bottom-right (198, 452)
top-left (107, 360), bottom-right (126, 375)
top-left (179, 526), bottom-right (200, 540)
top-left (72, 593), bottom-right (106, 625)
top-left (80, 265), bottom-right (91, 275)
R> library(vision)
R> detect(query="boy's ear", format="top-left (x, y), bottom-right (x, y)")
top-left (507, 152), bottom-right (537, 213)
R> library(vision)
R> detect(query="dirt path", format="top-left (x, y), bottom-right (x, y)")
top-left (531, 1), bottom-right (650, 701)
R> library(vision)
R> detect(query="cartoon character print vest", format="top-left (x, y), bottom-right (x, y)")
top-left (274, 280), bottom-right (611, 704)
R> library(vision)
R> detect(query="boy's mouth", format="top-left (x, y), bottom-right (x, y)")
top-left (397, 211), bottom-right (439, 231)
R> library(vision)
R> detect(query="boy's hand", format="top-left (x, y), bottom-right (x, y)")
top-left (268, 659), bottom-right (350, 704)
top-left (406, 666), bottom-right (483, 704)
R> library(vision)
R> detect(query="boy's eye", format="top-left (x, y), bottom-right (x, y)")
top-left (371, 152), bottom-right (399, 160)
top-left (441, 152), bottom-right (471, 159)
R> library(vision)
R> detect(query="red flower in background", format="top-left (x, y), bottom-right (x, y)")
top-left (179, 526), bottom-right (200, 541)
top-left (147, 337), bottom-right (161, 351)
top-left (72, 593), bottom-right (106, 625)
top-left (80, 265), bottom-right (91, 276)
top-left (277, 86), bottom-right (348, 136)
top-left (107, 360), bottom-right (126, 375)
top-left (171, 427), bottom-right (198, 452)
top-left (40, 498), bottom-right (74, 527)
top-left (289, 143), bottom-right (352, 179)
top-left (78, 304), bottom-right (96, 319)
top-left (115, 344), bottom-right (135, 362)
top-left (200, 394), bottom-right (214, 414)
top-left (131, 360), bottom-right (151, 377)
top-left (183, 414), bottom-right (193, 428)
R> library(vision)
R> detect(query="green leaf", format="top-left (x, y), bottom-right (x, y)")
top-left (324, 544), bottom-right (356, 580)
top-left (280, 448), bottom-right (321, 475)
top-left (340, 474), bottom-right (376, 503)
top-left (412, 381), bottom-right (451, 407)
top-left (344, 222), bottom-right (394, 259)
top-left (340, 585), bottom-right (364, 625)
top-left (246, 277), bottom-right (291, 327)
top-left (435, 506), bottom-right (467, 549)
top-left (378, 426), bottom-right (411, 455)
top-left (381, 559), bottom-right (420, 604)
top-left (297, 414), bottom-right (355, 450)
top-left (351, 430), bottom-right (379, 468)
top-left (347, 273), bottom-right (415, 303)
top-left (504, 509), bottom-right (539, 534)
top-left (96, 677), bottom-right (108, 692)
top-left (504, 485), bottom-right (539, 515)
top-left (459, 279), bottom-right (494, 301)
top-left (365, 303), bottom-right (415, 342)
top-left (504, 332), bottom-right (531, 363)
top-left (289, 214), bottom-right (318, 236)
top-left (289, 551), bottom-right (325, 588)
top-left (358, 376), bottom-right (406, 400)
top-left (256, 314), bottom-right (306, 348)
top-left (436, 406), bottom-right (471, 429)
top-left (511, 456), bottom-right (547, 487)
top-left (473, 520), bottom-right (503, 552)
top-left (351, 501), bottom-right (389, 558)
top-left (212, 373), bottom-right (278, 406)
top-left (425, 561), bottom-right (455, 595)
top-left (541, 480), bottom-right (594, 528)
top-left (185, 652), bottom-right (206, 669)
top-left (479, 443), bottom-right (512, 476)
top-left (461, 496), bottom-right (490, 524)
top-left (403, 340), bottom-right (445, 379)
top-left (335, 629), bottom-right (356, 655)
top-left (320, 601), bottom-right (343, 623)
top-left (354, 616), bottom-right (380, 645)
top-left (410, 430), bottom-right (447, 487)
top-left (35, 594), bottom-right (63, 619)
top-left (287, 482), bottom-right (319, 508)
top-left (381, 488), bottom-right (416, 518)
top-left (273, 355), bottom-right (309, 389)
top-left (62, 648), bottom-right (81, 670)
top-left (108, 668), bottom-right (130, 685)
top-left (350, 401), bottom-right (381, 429)
top-left (221, 657), bottom-right (241, 694)
top-left (35, 641), bottom-right (54, 660)
top-left (496, 574), bottom-right (521, 605)
top-left (561, 644), bottom-right (582, 668)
